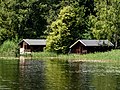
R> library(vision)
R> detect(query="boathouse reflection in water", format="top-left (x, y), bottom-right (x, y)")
top-left (0, 59), bottom-right (120, 90)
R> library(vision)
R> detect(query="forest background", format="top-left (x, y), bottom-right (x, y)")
top-left (0, 0), bottom-right (120, 54)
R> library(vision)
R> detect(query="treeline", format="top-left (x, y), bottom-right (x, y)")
top-left (0, 0), bottom-right (120, 53)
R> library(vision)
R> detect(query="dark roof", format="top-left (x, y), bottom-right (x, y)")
top-left (70, 40), bottom-right (114, 48)
top-left (19, 39), bottom-right (46, 45)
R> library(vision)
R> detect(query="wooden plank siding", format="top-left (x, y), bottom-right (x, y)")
top-left (19, 39), bottom-right (46, 54)
top-left (69, 40), bottom-right (114, 54)
top-left (70, 42), bottom-right (87, 54)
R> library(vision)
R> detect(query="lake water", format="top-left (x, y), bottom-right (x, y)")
top-left (0, 59), bottom-right (120, 90)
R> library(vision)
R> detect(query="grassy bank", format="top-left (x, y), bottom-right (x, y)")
top-left (31, 49), bottom-right (120, 61)
top-left (0, 42), bottom-right (120, 61)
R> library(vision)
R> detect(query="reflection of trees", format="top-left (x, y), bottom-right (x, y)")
top-left (67, 62), bottom-right (120, 90)
top-left (68, 61), bottom-right (93, 90)
top-left (44, 60), bottom-right (70, 90)
top-left (89, 63), bottom-right (117, 90)
top-left (45, 60), bottom-right (95, 90)
top-left (19, 59), bottom-right (46, 90)
top-left (1, 59), bottom-right (120, 90)
top-left (116, 74), bottom-right (120, 90)
top-left (18, 59), bottom-right (120, 90)
top-left (0, 59), bottom-right (19, 89)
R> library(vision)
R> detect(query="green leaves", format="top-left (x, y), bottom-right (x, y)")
top-left (46, 6), bottom-right (72, 53)
top-left (89, 0), bottom-right (120, 44)
top-left (0, 0), bottom-right (120, 53)
top-left (46, 5), bottom-right (86, 53)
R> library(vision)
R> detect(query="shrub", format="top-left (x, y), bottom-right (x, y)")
top-left (0, 40), bottom-right (19, 57)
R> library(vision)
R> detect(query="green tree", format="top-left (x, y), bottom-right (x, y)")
top-left (46, 6), bottom-right (85, 53)
top-left (0, 0), bottom-right (48, 43)
top-left (0, 0), bottom-right (17, 44)
top-left (0, 0), bottom-right (95, 44)
top-left (45, 0), bottom-right (95, 37)
top-left (89, 0), bottom-right (120, 47)
top-left (14, 0), bottom-right (47, 39)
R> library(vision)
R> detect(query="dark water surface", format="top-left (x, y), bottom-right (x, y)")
top-left (0, 59), bottom-right (120, 90)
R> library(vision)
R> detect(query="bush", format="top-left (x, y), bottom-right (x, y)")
top-left (0, 40), bottom-right (19, 57)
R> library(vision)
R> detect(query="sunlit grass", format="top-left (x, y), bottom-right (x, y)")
top-left (31, 49), bottom-right (120, 61)
top-left (0, 43), bottom-right (120, 61)
top-left (81, 50), bottom-right (120, 61)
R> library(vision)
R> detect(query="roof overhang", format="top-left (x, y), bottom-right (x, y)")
top-left (69, 40), bottom-right (86, 48)
top-left (18, 39), bottom-right (46, 46)
top-left (69, 40), bottom-right (114, 48)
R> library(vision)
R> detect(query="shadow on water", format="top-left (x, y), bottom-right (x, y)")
top-left (0, 58), bottom-right (120, 90)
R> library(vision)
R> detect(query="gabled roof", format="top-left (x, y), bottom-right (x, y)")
top-left (69, 40), bottom-right (114, 48)
top-left (19, 39), bottom-right (46, 45)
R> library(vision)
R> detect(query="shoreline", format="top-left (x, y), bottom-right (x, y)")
top-left (0, 49), bottom-right (120, 61)
top-left (0, 57), bottom-right (19, 60)
top-left (0, 56), bottom-right (113, 63)
top-left (68, 59), bottom-right (112, 63)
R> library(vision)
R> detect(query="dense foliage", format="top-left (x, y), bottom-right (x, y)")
top-left (0, 40), bottom-right (18, 57)
top-left (89, 0), bottom-right (120, 48)
top-left (0, 0), bottom-right (120, 53)
top-left (45, 6), bottom-right (85, 53)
